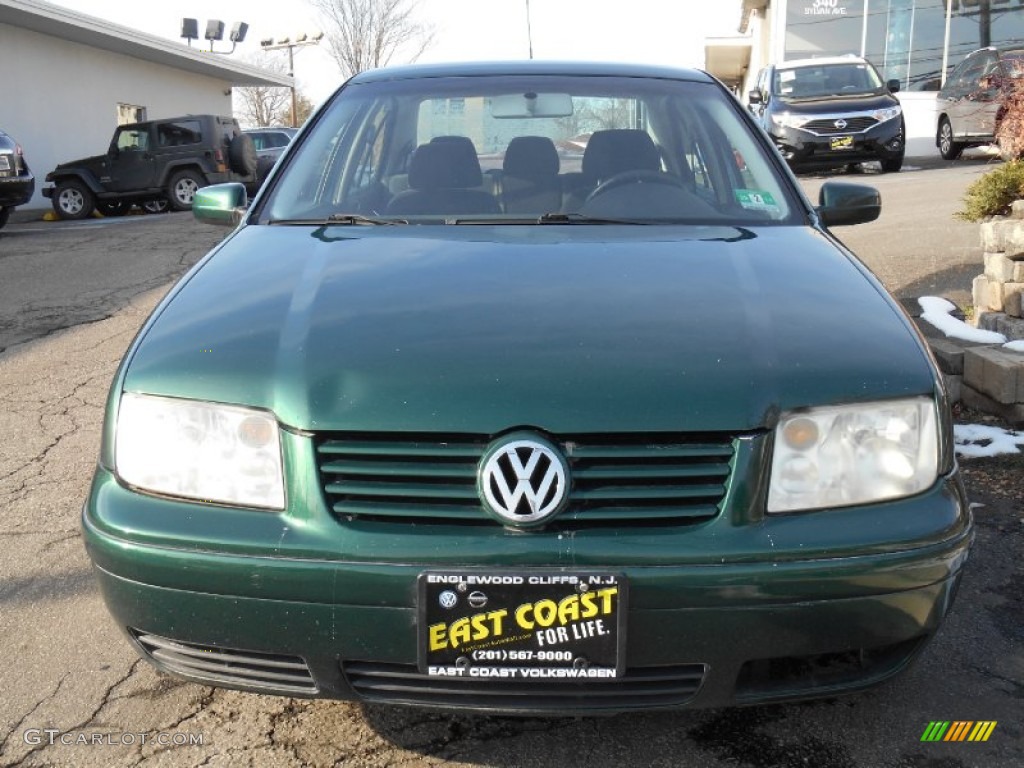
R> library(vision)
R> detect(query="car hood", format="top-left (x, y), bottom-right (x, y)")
top-left (123, 224), bottom-right (935, 434)
top-left (47, 153), bottom-right (108, 178)
top-left (774, 92), bottom-right (897, 114)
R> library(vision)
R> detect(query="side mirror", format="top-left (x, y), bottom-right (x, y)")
top-left (193, 183), bottom-right (248, 227)
top-left (817, 181), bottom-right (881, 227)
top-left (887, 78), bottom-right (901, 93)
top-left (108, 145), bottom-right (119, 157)
top-left (747, 90), bottom-right (763, 106)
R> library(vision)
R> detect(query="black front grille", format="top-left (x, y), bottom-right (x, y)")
top-left (316, 433), bottom-right (735, 527)
top-left (133, 631), bottom-right (317, 695)
top-left (803, 116), bottom-right (878, 135)
top-left (343, 661), bottom-right (706, 710)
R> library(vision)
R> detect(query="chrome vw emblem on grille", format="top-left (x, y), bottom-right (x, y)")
top-left (479, 436), bottom-right (568, 525)
top-left (834, 118), bottom-right (848, 130)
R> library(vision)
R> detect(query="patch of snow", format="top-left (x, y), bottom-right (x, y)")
top-left (1004, 340), bottom-right (1024, 353)
top-left (917, 297), bottom-right (1007, 344)
top-left (954, 423), bottom-right (1024, 459)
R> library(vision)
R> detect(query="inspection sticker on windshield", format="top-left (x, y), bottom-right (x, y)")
top-left (418, 571), bottom-right (626, 679)
top-left (735, 189), bottom-right (780, 213)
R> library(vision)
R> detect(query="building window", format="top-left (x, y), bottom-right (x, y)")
top-left (118, 104), bottom-right (147, 125)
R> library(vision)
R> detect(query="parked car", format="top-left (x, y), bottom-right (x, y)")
top-left (244, 126), bottom-right (298, 185)
top-left (83, 61), bottom-right (972, 715)
top-left (748, 56), bottom-right (905, 173)
top-left (936, 45), bottom-right (1024, 160)
top-left (43, 115), bottom-right (257, 220)
top-left (0, 129), bottom-right (35, 230)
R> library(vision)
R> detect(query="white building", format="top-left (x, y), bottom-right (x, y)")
top-left (0, 0), bottom-right (291, 208)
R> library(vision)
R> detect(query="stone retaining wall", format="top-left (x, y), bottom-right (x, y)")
top-left (925, 203), bottom-right (1024, 422)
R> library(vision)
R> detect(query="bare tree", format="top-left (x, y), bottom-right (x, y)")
top-left (234, 54), bottom-right (293, 127)
top-left (310, 0), bottom-right (434, 80)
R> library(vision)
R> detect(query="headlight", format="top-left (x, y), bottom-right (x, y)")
top-left (871, 105), bottom-right (902, 123)
top-left (115, 393), bottom-right (285, 510)
top-left (768, 397), bottom-right (938, 514)
top-left (771, 112), bottom-right (812, 131)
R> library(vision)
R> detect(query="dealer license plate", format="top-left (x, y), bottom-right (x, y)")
top-left (830, 136), bottom-right (854, 151)
top-left (418, 571), bottom-right (626, 680)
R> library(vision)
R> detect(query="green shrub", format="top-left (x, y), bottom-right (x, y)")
top-left (956, 159), bottom-right (1024, 221)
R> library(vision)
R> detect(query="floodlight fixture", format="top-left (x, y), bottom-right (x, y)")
top-left (183, 18), bottom-right (248, 54)
top-left (205, 20), bottom-right (225, 41)
top-left (181, 18), bottom-right (198, 46)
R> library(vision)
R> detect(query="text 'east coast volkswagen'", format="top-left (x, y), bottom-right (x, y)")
top-left (83, 61), bottom-right (972, 714)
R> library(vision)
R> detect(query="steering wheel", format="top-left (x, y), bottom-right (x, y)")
top-left (585, 169), bottom-right (689, 204)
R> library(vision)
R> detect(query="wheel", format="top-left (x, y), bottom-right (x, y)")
top-left (53, 178), bottom-right (95, 220)
top-left (938, 118), bottom-right (963, 161)
top-left (142, 199), bottom-right (170, 214)
top-left (166, 170), bottom-right (205, 211)
top-left (97, 200), bottom-right (129, 216)
top-left (228, 134), bottom-right (258, 176)
top-left (880, 155), bottom-right (903, 173)
top-left (0, 206), bottom-right (9, 230)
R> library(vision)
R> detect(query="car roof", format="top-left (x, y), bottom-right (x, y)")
top-left (777, 56), bottom-right (870, 70)
top-left (348, 60), bottom-right (715, 85)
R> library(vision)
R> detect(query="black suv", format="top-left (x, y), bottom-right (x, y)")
top-left (244, 127), bottom-right (297, 185)
top-left (0, 128), bottom-right (35, 230)
top-left (43, 115), bottom-right (257, 220)
top-left (748, 57), bottom-right (905, 173)
top-left (937, 46), bottom-right (1024, 160)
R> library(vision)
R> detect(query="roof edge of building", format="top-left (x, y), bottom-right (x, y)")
top-left (0, 0), bottom-right (293, 87)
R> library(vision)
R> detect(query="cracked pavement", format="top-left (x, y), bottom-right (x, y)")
top-left (0, 175), bottom-right (1021, 768)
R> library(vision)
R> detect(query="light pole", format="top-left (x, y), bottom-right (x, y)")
top-left (260, 33), bottom-right (324, 128)
top-left (525, 0), bottom-right (534, 59)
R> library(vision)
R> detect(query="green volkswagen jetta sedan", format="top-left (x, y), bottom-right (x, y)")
top-left (83, 61), bottom-right (972, 714)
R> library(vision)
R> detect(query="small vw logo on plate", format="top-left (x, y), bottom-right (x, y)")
top-left (834, 118), bottom-right (848, 130)
top-left (480, 436), bottom-right (569, 525)
top-left (438, 590), bottom-right (458, 609)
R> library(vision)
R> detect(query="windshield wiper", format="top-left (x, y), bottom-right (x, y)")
top-left (536, 212), bottom-right (648, 225)
top-left (269, 213), bottom-right (406, 226)
top-left (326, 213), bottom-right (406, 225)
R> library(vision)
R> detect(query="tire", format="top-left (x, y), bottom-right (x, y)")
top-left (938, 118), bottom-right (963, 161)
top-left (97, 200), bottom-right (129, 217)
top-left (0, 206), bottom-right (9, 230)
top-left (880, 155), bottom-right (904, 173)
top-left (53, 178), bottom-right (95, 220)
top-left (166, 170), bottom-right (205, 211)
top-left (228, 134), bottom-right (258, 176)
top-left (142, 199), bottom-right (170, 214)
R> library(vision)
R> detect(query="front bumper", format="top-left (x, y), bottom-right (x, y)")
top-left (770, 118), bottom-right (904, 170)
top-left (82, 458), bottom-right (973, 714)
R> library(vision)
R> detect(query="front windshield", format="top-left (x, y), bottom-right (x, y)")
top-left (263, 74), bottom-right (797, 225)
top-left (773, 63), bottom-right (883, 100)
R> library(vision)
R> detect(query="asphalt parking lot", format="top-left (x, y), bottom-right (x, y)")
top-left (0, 163), bottom-right (1021, 767)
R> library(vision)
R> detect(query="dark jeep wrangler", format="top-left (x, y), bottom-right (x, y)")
top-left (43, 115), bottom-right (257, 220)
